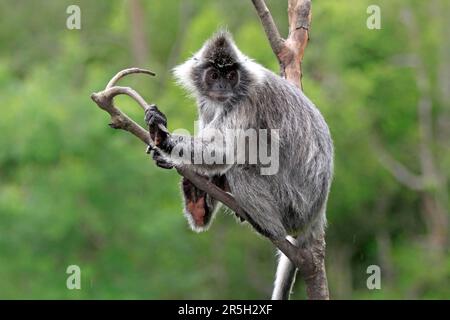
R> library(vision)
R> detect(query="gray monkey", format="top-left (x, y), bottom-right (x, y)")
top-left (145, 31), bottom-right (334, 300)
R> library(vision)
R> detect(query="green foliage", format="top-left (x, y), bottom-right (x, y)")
top-left (0, 0), bottom-right (448, 299)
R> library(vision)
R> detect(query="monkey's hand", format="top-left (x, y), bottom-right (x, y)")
top-left (145, 104), bottom-right (174, 170)
top-left (144, 104), bottom-right (170, 151)
top-left (150, 148), bottom-right (174, 170)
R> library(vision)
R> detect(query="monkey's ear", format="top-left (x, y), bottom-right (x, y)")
top-left (181, 178), bottom-right (216, 232)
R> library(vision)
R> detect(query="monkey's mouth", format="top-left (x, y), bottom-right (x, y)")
top-left (209, 91), bottom-right (232, 102)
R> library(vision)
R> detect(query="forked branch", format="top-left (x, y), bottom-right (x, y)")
top-left (252, 0), bottom-right (312, 89)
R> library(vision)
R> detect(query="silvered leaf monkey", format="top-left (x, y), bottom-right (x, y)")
top-left (145, 31), bottom-right (333, 300)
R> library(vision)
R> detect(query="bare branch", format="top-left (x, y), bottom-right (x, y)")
top-left (91, 87), bottom-right (150, 145)
top-left (372, 136), bottom-right (425, 191)
top-left (251, 0), bottom-right (285, 57)
top-left (252, 0), bottom-right (312, 89)
top-left (282, 0), bottom-right (312, 88)
top-left (290, 0), bottom-right (311, 31)
top-left (106, 67), bottom-right (155, 89)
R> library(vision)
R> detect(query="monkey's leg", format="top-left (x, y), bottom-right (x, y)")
top-left (181, 175), bottom-right (227, 231)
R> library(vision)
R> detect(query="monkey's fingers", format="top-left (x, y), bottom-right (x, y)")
top-left (145, 104), bottom-right (167, 127)
top-left (155, 160), bottom-right (174, 169)
top-left (157, 123), bottom-right (169, 134)
top-left (147, 119), bottom-right (169, 148)
top-left (152, 149), bottom-right (174, 169)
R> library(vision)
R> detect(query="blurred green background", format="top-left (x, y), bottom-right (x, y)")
top-left (0, 0), bottom-right (449, 299)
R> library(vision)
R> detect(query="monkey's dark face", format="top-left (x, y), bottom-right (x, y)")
top-left (201, 65), bottom-right (240, 103)
top-left (189, 32), bottom-right (250, 105)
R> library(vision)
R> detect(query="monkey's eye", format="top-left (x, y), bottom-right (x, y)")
top-left (206, 69), bottom-right (219, 83)
top-left (227, 70), bottom-right (238, 86)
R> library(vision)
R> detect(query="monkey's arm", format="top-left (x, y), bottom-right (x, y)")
top-left (145, 106), bottom-right (231, 176)
top-left (166, 133), bottom-right (231, 174)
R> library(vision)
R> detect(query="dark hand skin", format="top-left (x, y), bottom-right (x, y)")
top-left (145, 104), bottom-right (173, 169)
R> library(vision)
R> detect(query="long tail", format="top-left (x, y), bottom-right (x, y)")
top-left (271, 236), bottom-right (298, 300)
